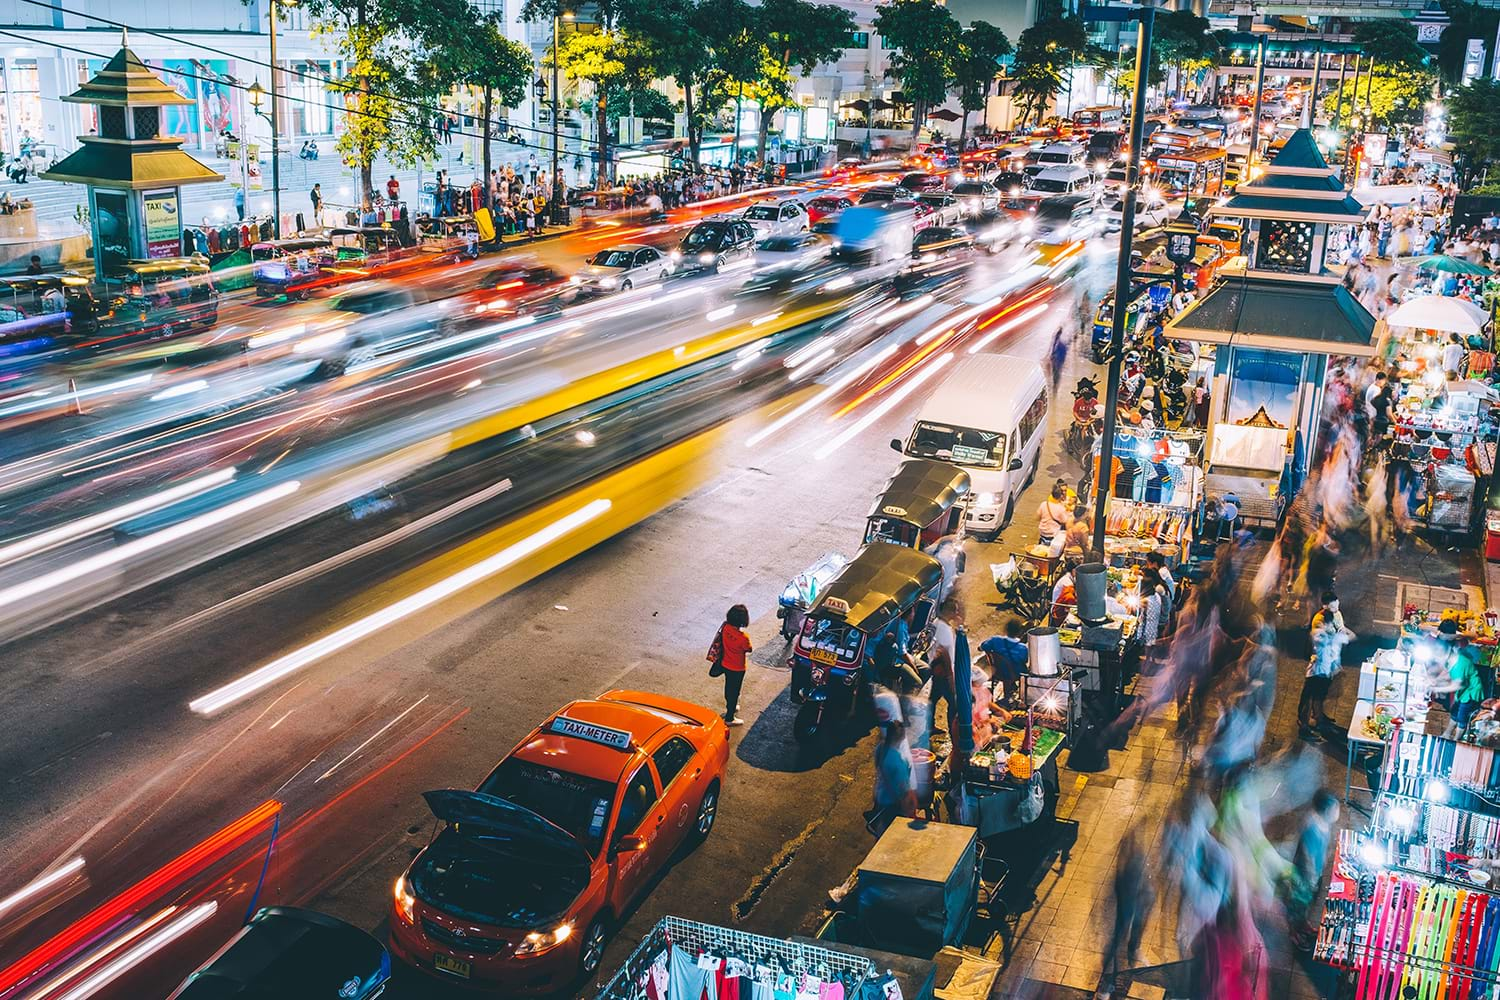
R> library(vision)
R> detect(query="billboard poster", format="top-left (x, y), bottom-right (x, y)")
top-left (152, 60), bottom-right (199, 139)
top-left (1225, 348), bottom-right (1301, 430)
top-left (192, 60), bottom-right (237, 136)
top-left (804, 106), bottom-right (830, 141)
top-left (143, 189), bottom-right (181, 258)
top-left (246, 143), bottom-right (262, 190)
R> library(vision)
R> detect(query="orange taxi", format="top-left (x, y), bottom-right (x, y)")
top-left (389, 690), bottom-right (729, 992)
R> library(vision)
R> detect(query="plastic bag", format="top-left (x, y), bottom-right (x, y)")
top-left (1017, 774), bottom-right (1045, 825)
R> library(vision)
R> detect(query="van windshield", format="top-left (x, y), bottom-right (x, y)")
top-left (1031, 177), bottom-right (1075, 193)
top-left (907, 421), bottom-right (1004, 467)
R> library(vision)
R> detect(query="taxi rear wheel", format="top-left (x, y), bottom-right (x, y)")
top-left (579, 917), bottom-right (608, 976)
top-left (693, 782), bottom-right (720, 842)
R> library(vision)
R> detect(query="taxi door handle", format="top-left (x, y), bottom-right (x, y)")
top-left (692, 768), bottom-right (701, 779)
top-left (656, 813), bottom-right (666, 825)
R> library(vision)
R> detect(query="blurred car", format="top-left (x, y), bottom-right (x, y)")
top-left (571, 244), bottom-right (671, 293)
top-left (895, 200), bottom-right (938, 233)
top-left (1101, 192), bottom-right (1178, 233)
top-left (811, 217), bottom-right (841, 237)
top-left (1031, 194), bottom-right (1100, 243)
top-left (303, 281), bottom-right (446, 376)
top-left (169, 907), bottom-right (390, 1000)
top-left (951, 181), bottom-right (1000, 217)
top-left (389, 691), bottom-right (729, 992)
top-left (915, 192), bottom-right (963, 226)
top-left (755, 231), bottom-right (830, 267)
top-left (805, 194), bottom-right (854, 223)
top-left (823, 157), bottom-right (865, 181)
top-left (899, 171), bottom-right (947, 194)
top-left (992, 171), bottom-right (1030, 197)
top-left (911, 225), bottom-right (976, 259)
top-left (461, 259), bottom-right (568, 316)
top-left (893, 257), bottom-right (969, 300)
top-left (329, 281), bottom-right (426, 315)
top-left (671, 219), bottom-right (757, 273)
top-left (743, 198), bottom-right (809, 239)
top-left (858, 184), bottom-right (911, 206)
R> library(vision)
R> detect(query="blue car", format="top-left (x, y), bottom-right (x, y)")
top-left (169, 907), bottom-right (390, 999)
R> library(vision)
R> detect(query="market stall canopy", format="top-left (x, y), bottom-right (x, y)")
top-left (1166, 275), bottom-right (1377, 356)
top-left (1411, 254), bottom-right (1492, 276)
top-left (1207, 129), bottom-right (1369, 226)
top-left (1386, 294), bottom-right (1489, 335)
top-left (926, 109), bottom-right (962, 122)
top-left (871, 99), bottom-right (897, 111)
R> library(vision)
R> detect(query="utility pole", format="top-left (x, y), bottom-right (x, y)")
top-left (552, 12), bottom-right (564, 224)
top-left (1333, 51), bottom-right (1349, 127)
top-left (1306, 47), bottom-right (1322, 129)
top-left (1087, 2), bottom-right (1155, 558)
top-left (268, 0), bottom-right (283, 237)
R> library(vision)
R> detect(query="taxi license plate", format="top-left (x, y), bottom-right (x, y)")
top-left (810, 647), bottom-right (837, 666)
top-left (435, 954), bottom-right (471, 979)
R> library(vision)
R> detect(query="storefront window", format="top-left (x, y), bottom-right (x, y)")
top-left (9, 59), bottom-right (42, 155)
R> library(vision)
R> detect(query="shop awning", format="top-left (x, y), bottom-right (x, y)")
top-left (1166, 275), bottom-right (1377, 356)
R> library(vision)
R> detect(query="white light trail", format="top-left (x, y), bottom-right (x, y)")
top-left (0, 480), bottom-right (299, 612)
top-left (967, 303), bottom-right (1050, 355)
top-left (746, 344), bottom-right (899, 448)
top-left (0, 468), bottom-right (236, 569)
top-left (51, 902), bottom-right (217, 1000)
top-left (705, 305), bottom-right (737, 322)
top-left (148, 379), bottom-right (208, 402)
top-left (189, 498), bottom-right (612, 715)
top-left (0, 374), bottom-right (153, 419)
top-left (813, 351), bottom-right (955, 461)
top-left (0, 856), bottom-right (84, 921)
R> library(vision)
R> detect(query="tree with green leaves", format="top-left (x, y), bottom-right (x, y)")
top-left (1319, 69), bottom-right (1432, 133)
top-left (296, 0), bottom-right (476, 196)
top-left (952, 21), bottom-right (1011, 148)
top-left (1152, 9), bottom-right (1219, 101)
top-left (544, 29), bottom-right (632, 186)
top-left (1009, 2), bottom-right (1089, 126)
top-left (1438, 0), bottom-right (1500, 83)
top-left (1351, 19), bottom-right (1430, 72)
top-left (874, 0), bottom-right (961, 140)
top-left (618, 0), bottom-right (718, 166)
top-left (1448, 79), bottom-right (1500, 186)
top-left (749, 0), bottom-right (855, 163)
top-left (452, 16), bottom-right (533, 187)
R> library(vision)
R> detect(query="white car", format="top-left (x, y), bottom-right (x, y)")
top-left (950, 181), bottom-right (1000, 217)
top-left (753, 231), bottom-right (830, 267)
top-left (915, 192), bottom-right (964, 226)
top-left (743, 198), bottom-right (809, 238)
top-left (570, 243), bottom-right (671, 292)
top-left (1101, 193), bottom-right (1180, 233)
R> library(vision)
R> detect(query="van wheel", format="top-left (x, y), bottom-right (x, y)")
top-left (1002, 496), bottom-right (1014, 528)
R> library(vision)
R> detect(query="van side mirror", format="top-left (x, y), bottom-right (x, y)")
top-left (890, 438), bottom-right (903, 453)
top-left (1008, 457), bottom-right (1024, 471)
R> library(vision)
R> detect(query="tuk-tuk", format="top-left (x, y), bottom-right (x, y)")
top-left (251, 236), bottom-right (332, 298)
top-left (321, 226), bottom-right (408, 270)
top-left (100, 257), bottom-right (218, 340)
top-left (0, 272), bottom-right (100, 340)
top-left (417, 215), bottom-right (480, 261)
top-left (865, 459), bottom-right (971, 548)
top-left (789, 544), bottom-right (945, 742)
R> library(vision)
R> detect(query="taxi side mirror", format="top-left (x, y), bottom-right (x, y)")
top-left (890, 438), bottom-right (903, 453)
top-left (614, 834), bottom-right (648, 855)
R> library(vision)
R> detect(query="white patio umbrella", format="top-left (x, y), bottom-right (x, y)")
top-left (1386, 294), bottom-right (1489, 336)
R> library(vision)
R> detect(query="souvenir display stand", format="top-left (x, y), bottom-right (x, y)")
top-left (593, 916), bottom-right (885, 1000)
top-left (1090, 428), bottom-right (1206, 566)
top-left (1315, 724), bottom-right (1500, 997)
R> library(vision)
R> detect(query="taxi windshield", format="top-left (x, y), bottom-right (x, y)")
top-left (745, 205), bottom-right (780, 221)
top-left (479, 758), bottom-right (616, 854)
top-left (798, 615), bottom-right (863, 662)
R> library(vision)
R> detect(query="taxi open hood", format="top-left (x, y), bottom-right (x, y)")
top-left (422, 789), bottom-right (592, 868)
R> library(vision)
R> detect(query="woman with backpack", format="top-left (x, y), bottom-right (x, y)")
top-left (708, 604), bottom-right (752, 726)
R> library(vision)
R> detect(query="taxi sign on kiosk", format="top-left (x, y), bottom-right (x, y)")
top-left (822, 597), bottom-right (852, 617)
top-left (547, 715), bottom-right (632, 750)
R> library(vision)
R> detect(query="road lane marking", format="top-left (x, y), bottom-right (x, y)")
top-left (316, 695), bottom-right (430, 783)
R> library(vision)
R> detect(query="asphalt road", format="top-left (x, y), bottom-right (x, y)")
top-left (0, 233), bottom-right (1119, 999)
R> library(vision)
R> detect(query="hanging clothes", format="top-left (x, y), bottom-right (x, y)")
top-left (670, 945), bottom-right (711, 1000)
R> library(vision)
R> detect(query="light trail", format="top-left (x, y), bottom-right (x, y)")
top-left (0, 856), bottom-right (84, 922)
top-left (0, 468), bottom-right (236, 568)
top-left (745, 344), bottom-right (899, 448)
top-left (966, 302), bottom-right (1051, 354)
top-left (189, 498), bottom-right (613, 715)
top-left (0, 480), bottom-right (299, 612)
top-left (316, 695), bottom-right (430, 783)
top-left (0, 374), bottom-right (153, 419)
top-left (814, 351), bottom-right (955, 461)
top-left (49, 902), bottom-right (217, 1000)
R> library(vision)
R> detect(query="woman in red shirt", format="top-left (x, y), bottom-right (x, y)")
top-left (717, 604), bottom-right (752, 726)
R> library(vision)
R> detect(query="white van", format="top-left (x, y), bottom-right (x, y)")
top-left (1029, 164), bottom-right (1094, 197)
top-left (894, 353), bottom-right (1048, 538)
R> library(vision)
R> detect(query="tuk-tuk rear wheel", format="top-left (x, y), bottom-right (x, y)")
top-left (792, 702), bottom-right (822, 743)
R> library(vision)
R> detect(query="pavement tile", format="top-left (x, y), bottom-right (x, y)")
top-left (1029, 959), bottom-right (1068, 985)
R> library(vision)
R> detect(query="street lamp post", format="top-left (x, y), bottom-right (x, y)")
top-left (268, 0), bottom-right (283, 237)
top-left (551, 12), bottom-right (572, 225)
top-left (1083, 2), bottom-right (1156, 558)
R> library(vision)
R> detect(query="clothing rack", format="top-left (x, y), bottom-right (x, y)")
top-left (593, 916), bottom-right (875, 1000)
top-left (1381, 727), bottom-right (1500, 798)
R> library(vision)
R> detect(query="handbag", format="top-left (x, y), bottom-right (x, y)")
top-left (707, 626), bottom-right (726, 677)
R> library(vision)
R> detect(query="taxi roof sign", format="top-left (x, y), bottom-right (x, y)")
top-left (549, 715), bottom-right (633, 751)
top-left (822, 597), bottom-right (852, 616)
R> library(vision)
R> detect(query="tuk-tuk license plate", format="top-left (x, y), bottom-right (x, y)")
top-left (810, 647), bottom-right (838, 666)
top-left (435, 955), bottom-right (471, 979)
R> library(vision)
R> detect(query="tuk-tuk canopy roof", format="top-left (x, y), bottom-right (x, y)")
top-left (866, 458), bottom-right (972, 530)
top-left (110, 256), bottom-right (211, 278)
top-left (252, 237), bottom-right (331, 252)
top-left (815, 544), bottom-right (944, 634)
top-left (329, 226), bottom-right (397, 239)
top-left (0, 272), bottom-right (91, 291)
